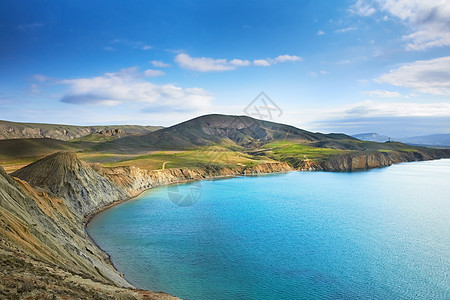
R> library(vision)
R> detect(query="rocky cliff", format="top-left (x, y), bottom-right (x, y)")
top-left (0, 164), bottom-right (178, 299)
top-left (318, 149), bottom-right (450, 171)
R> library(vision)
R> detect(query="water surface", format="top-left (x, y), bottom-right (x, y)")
top-left (87, 159), bottom-right (450, 299)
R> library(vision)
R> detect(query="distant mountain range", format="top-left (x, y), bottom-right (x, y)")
top-left (0, 120), bottom-right (162, 141)
top-left (353, 133), bottom-right (450, 148)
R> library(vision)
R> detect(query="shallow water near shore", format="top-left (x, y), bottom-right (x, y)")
top-left (87, 159), bottom-right (450, 300)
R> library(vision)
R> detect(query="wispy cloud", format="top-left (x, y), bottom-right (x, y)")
top-left (350, 0), bottom-right (450, 50)
top-left (143, 69), bottom-right (165, 77)
top-left (175, 53), bottom-right (301, 72)
top-left (348, 0), bottom-right (375, 16)
top-left (335, 27), bottom-right (357, 33)
top-left (364, 90), bottom-right (402, 98)
top-left (17, 22), bottom-right (44, 30)
top-left (32, 74), bottom-right (51, 82)
top-left (58, 67), bottom-right (211, 111)
top-left (376, 56), bottom-right (450, 95)
top-left (343, 100), bottom-right (450, 117)
top-left (317, 30), bottom-right (325, 35)
top-left (150, 60), bottom-right (171, 68)
top-left (110, 38), bottom-right (153, 50)
top-left (310, 70), bottom-right (329, 77)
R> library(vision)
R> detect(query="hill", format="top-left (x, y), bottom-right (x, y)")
top-left (0, 120), bottom-right (162, 141)
top-left (99, 114), bottom-right (356, 153)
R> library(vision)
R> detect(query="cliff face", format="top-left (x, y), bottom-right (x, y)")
top-left (11, 152), bottom-right (129, 217)
top-left (1, 166), bottom-right (180, 299)
top-left (318, 149), bottom-right (450, 171)
top-left (91, 161), bottom-right (293, 199)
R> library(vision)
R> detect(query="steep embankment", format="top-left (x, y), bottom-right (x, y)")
top-left (1, 151), bottom-right (291, 298)
top-left (311, 149), bottom-right (450, 171)
top-left (0, 164), bottom-right (177, 299)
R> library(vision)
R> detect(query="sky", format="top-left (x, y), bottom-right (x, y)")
top-left (1, 0), bottom-right (450, 137)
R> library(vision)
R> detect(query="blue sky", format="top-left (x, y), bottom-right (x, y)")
top-left (1, 0), bottom-right (450, 137)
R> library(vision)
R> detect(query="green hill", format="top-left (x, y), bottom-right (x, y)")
top-left (98, 114), bottom-right (358, 153)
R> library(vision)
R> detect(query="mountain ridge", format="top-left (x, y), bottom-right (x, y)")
top-left (0, 120), bottom-right (162, 141)
top-left (99, 114), bottom-right (358, 153)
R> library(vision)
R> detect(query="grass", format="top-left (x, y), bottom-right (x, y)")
top-left (255, 141), bottom-right (353, 167)
top-left (100, 146), bottom-right (273, 170)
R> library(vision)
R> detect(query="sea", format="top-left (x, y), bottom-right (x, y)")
top-left (87, 159), bottom-right (450, 300)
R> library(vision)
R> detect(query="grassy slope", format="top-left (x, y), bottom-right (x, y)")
top-left (81, 146), bottom-right (273, 170)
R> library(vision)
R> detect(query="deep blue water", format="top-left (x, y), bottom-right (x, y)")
top-left (87, 159), bottom-right (450, 300)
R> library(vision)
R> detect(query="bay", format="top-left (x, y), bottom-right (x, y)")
top-left (87, 159), bottom-right (450, 299)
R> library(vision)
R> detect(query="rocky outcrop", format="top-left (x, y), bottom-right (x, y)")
top-left (318, 149), bottom-right (450, 171)
top-left (97, 128), bottom-right (123, 136)
top-left (11, 152), bottom-right (129, 217)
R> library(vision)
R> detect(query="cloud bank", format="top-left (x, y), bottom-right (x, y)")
top-left (376, 56), bottom-right (450, 95)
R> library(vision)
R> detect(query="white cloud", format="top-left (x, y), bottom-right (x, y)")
top-left (335, 27), bottom-right (357, 33)
top-left (230, 59), bottom-right (251, 66)
top-left (58, 67), bottom-right (211, 111)
top-left (365, 90), bottom-right (402, 97)
top-left (272, 55), bottom-right (302, 63)
top-left (350, 0), bottom-right (450, 50)
top-left (317, 30), bottom-right (325, 35)
top-left (175, 53), bottom-right (237, 71)
top-left (143, 69), bottom-right (165, 77)
top-left (349, 0), bottom-right (376, 16)
top-left (253, 59), bottom-right (271, 67)
top-left (150, 60), bottom-right (171, 68)
top-left (175, 53), bottom-right (301, 72)
top-left (376, 56), bottom-right (450, 95)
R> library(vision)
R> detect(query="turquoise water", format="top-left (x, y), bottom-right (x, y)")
top-left (87, 159), bottom-right (450, 299)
